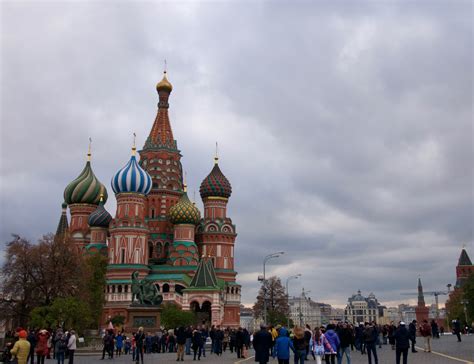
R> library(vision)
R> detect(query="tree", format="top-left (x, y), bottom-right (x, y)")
top-left (253, 276), bottom-right (289, 326)
top-left (461, 273), bottom-right (474, 324)
top-left (81, 254), bottom-right (108, 328)
top-left (161, 303), bottom-right (195, 328)
top-left (446, 273), bottom-right (474, 325)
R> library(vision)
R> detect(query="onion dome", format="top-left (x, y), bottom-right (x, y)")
top-left (88, 195), bottom-right (112, 228)
top-left (156, 71), bottom-right (173, 93)
top-left (111, 145), bottom-right (152, 195)
top-left (169, 186), bottom-right (201, 225)
top-left (64, 152), bottom-right (108, 205)
top-left (200, 156), bottom-right (232, 199)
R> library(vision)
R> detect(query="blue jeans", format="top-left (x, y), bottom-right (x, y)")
top-left (56, 352), bottom-right (64, 364)
top-left (338, 347), bottom-right (351, 364)
top-left (294, 349), bottom-right (306, 364)
top-left (185, 338), bottom-right (192, 354)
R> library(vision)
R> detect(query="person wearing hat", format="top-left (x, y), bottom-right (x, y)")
top-left (10, 330), bottom-right (31, 364)
top-left (394, 322), bottom-right (410, 364)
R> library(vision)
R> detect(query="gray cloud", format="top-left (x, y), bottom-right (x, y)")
top-left (1, 0), bottom-right (472, 308)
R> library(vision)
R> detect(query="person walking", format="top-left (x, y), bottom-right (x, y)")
top-left (408, 320), bottom-right (417, 353)
top-left (430, 320), bottom-right (439, 339)
top-left (420, 320), bottom-right (432, 352)
top-left (324, 325), bottom-right (339, 364)
top-left (452, 319), bottom-right (462, 342)
top-left (292, 326), bottom-right (307, 364)
top-left (185, 327), bottom-right (193, 356)
top-left (393, 322), bottom-right (410, 364)
top-left (235, 327), bottom-right (244, 359)
top-left (135, 327), bottom-right (145, 364)
top-left (311, 327), bottom-right (330, 364)
top-left (115, 332), bottom-right (123, 356)
top-left (67, 330), bottom-right (77, 364)
top-left (273, 327), bottom-right (292, 364)
top-left (337, 323), bottom-right (352, 364)
top-left (363, 322), bottom-right (378, 364)
top-left (176, 326), bottom-right (186, 361)
top-left (253, 324), bottom-right (273, 364)
top-left (192, 329), bottom-right (203, 361)
top-left (11, 330), bottom-right (31, 364)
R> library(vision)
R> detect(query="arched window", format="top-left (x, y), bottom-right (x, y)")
top-left (112, 285), bottom-right (116, 293)
top-left (175, 284), bottom-right (185, 295)
top-left (162, 283), bottom-right (170, 293)
top-left (118, 285), bottom-right (122, 293)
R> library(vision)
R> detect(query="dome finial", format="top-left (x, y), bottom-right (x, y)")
top-left (183, 171), bottom-right (188, 192)
top-left (132, 132), bottom-right (137, 156)
top-left (156, 62), bottom-right (173, 93)
top-left (99, 193), bottom-right (104, 202)
top-left (214, 141), bottom-right (219, 165)
top-left (87, 137), bottom-right (92, 161)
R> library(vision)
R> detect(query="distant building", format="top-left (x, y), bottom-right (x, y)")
top-left (344, 290), bottom-right (381, 324)
top-left (398, 304), bottom-right (417, 323)
top-left (288, 289), bottom-right (321, 328)
top-left (240, 306), bottom-right (256, 332)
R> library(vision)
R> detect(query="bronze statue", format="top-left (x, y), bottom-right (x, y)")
top-left (131, 271), bottom-right (163, 306)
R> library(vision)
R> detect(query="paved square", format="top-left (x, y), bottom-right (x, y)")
top-left (71, 334), bottom-right (473, 364)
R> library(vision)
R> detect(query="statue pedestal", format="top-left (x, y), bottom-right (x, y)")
top-left (127, 305), bottom-right (162, 332)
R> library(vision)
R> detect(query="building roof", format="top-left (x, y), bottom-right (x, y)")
top-left (200, 159), bottom-right (232, 199)
top-left (168, 189), bottom-right (201, 225)
top-left (64, 159), bottom-right (108, 205)
top-left (88, 197), bottom-right (112, 228)
top-left (188, 257), bottom-right (219, 289)
top-left (111, 149), bottom-right (152, 195)
top-left (458, 249), bottom-right (472, 266)
top-left (55, 203), bottom-right (69, 237)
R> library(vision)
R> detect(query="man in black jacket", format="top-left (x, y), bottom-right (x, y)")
top-left (338, 323), bottom-right (353, 364)
top-left (394, 322), bottom-right (410, 364)
top-left (253, 325), bottom-right (272, 364)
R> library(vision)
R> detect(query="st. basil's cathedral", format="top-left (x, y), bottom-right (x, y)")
top-left (56, 72), bottom-right (241, 329)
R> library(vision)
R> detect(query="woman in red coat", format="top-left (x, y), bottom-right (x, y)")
top-left (36, 330), bottom-right (50, 364)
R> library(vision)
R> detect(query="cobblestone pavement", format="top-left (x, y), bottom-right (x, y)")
top-left (71, 335), bottom-right (473, 364)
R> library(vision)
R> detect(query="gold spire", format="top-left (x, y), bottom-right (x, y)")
top-left (132, 132), bottom-right (137, 156)
top-left (99, 193), bottom-right (104, 202)
top-left (214, 141), bottom-right (219, 165)
top-left (87, 137), bottom-right (92, 161)
top-left (183, 171), bottom-right (187, 192)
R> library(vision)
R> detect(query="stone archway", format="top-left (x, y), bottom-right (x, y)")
top-left (191, 300), bottom-right (212, 325)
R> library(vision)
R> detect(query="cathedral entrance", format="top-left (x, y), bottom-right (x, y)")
top-left (191, 301), bottom-right (212, 325)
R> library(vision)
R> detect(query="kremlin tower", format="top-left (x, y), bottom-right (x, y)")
top-left (57, 71), bottom-right (241, 329)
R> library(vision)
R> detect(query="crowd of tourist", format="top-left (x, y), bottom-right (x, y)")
top-left (1, 327), bottom-right (77, 364)
top-left (1, 317), bottom-right (469, 364)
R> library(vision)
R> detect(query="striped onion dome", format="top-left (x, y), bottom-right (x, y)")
top-left (64, 160), bottom-right (108, 205)
top-left (111, 149), bottom-right (152, 195)
top-left (199, 157), bottom-right (232, 199)
top-left (88, 196), bottom-right (112, 228)
top-left (169, 188), bottom-right (201, 225)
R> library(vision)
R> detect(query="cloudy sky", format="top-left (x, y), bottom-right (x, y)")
top-left (1, 0), bottom-right (472, 308)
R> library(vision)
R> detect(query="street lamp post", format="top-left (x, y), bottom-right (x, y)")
top-left (286, 274), bottom-right (301, 328)
top-left (460, 299), bottom-right (469, 325)
top-left (262, 251), bottom-right (284, 325)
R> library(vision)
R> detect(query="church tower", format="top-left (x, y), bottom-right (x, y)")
top-left (63, 147), bottom-right (107, 250)
top-left (108, 142), bottom-right (153, 281)
top-left (197, 153), bottom-right (237, 280)
top-left (139, 72), bottom-right (183, 263)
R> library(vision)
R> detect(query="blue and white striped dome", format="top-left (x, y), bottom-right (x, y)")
top-left (111, 153), bottom-right (152, 195)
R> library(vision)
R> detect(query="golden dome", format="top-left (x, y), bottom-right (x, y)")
top-left (156, 71), bottom-right (173, 93)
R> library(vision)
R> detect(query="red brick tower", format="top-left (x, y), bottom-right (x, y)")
top-left (415, 277), bottom-right (429, 323)
top-left (197, 153), bottom-right (240, 326)
top-left (455, 248), bottom-right (474, 288)
top-left (139, 72), bottom-right (183, 263)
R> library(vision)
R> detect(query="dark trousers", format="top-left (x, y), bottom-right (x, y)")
top-left (236, 345), bottom-right (243, 358)
top-left (396, 348), bottom-right (408, 364)
top-left (456, 332), bottom-right (462, 342)
top-left (29, 350), bottom-right (35, 364)
top-left (294, 349), bottom-right (306, 364)
top-left (325, 353), bottom-right (336, 364)
top-left (366, 342), bottom-right (378, 364)
top-left (193, 346), bottom-right (202, 360)
top-left (278, 359), bottom-right (290, 364)
top-left (37, 354), bottom-right (46, 364)
top-left (410, 337), bottom-right (416, 352)
top-left (135, 346), bottom-right (144, 364)
top-left (68, 350), bottom-right (74, 364)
